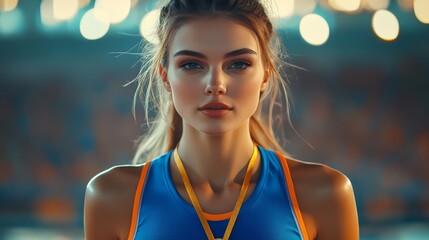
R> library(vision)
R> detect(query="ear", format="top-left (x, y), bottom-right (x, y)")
top-left (159, 64), bottom-right (171, 92)
top-left (260, 68), bottom-right (270, 92)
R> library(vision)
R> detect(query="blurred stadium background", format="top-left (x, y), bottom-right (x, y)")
top-left (0, 0), bottom-right (428, 239)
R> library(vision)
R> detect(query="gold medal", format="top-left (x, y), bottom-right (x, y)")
top-left (174, 143), bottom-right (257, 240)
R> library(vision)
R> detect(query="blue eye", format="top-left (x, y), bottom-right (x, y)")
top-left (181, 62), bottom-right (202, 71)
top-left (230, 61), bottom-right (251, 70)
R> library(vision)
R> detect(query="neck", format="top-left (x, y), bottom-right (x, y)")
top-left (175, 122), bottom-right (257, 192)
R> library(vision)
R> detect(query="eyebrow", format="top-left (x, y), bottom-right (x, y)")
top-left (173, 48), bottom-right (257, 59)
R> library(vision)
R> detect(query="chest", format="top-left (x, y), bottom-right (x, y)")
top-left (134, 170), bottom-right (303, 239)
top-left (131, 150), bottom-right (306, 240)
top-left (135, 193), bottom-right (303, 240)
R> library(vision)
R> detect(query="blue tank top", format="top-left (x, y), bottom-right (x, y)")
top-left (127, 146), bottom-right (309, 240)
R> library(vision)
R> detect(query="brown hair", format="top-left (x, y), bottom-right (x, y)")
top-left (128, 0), bottom-right (294, 163)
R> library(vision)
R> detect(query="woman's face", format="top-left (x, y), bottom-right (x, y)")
top-left (162, 17), bottom-right (268, 134)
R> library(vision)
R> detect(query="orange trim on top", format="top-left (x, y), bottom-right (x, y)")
top-left (276, 152), bottom-right (309, 240)
top-left (127, 161), bottom-right (152, 240)
top-left (203, 211), bottom-right (233, 221)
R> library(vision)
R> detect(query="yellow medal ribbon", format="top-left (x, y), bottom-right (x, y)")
top-left (173, 144), bottom-right (258, 240)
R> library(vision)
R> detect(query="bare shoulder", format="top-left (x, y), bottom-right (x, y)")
top-left (286, 157), bottom-right (353, 196)
top-left (84, 164), bottom-right (145, 240)
top-left (286, 157), bottom-right (359, 240)
top-left (86, 164), bottom-right (143, 198)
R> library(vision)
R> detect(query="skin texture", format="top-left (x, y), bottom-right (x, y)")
top-left (84, 18), bottom-right (359, 240)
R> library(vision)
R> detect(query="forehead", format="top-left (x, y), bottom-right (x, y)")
top-left (169, 17), bottom-right (260, 58)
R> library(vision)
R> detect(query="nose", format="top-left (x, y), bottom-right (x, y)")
top-left (205, 68), bottom-right (226, 95)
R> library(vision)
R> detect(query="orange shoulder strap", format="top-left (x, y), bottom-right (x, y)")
top-left (275, 152), bottom-right (309, 240)
top-left (127, 161), bottom-right (152, 240)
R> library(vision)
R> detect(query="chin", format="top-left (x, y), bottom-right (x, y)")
top-left (183, 116), bottom-right (250, 136)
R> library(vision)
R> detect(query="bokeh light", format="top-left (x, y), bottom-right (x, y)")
top-left (299, 13), bottom-right (330, 46)
top-left (0, 7), bottom-right (24, 35)
top-left (329, 0), bottom-right (361, 13)
top-left (94, 0), bottom-right (131, 24)
top-left (139, 8), bottom-right (161, 44)
top-left (80, 8), bottom-right (110, 40)
top-left (414, 0), bottom-right (429, 24)
top-left (397, 0), bottom-right (413, 11)
top-left (363, 0), bottom-right (389, 11)
top-left (372, 9), bottom-right (399, 41)
top-left (0, 0), bottom-right (18, 12)
top-left (271, 0), bottom-right (294, 18)
top-left (294, 0), bottom-right (317, 16)
top-left (40, 0), bottom-right (58, 25)
top-left (78, 0), bottom-right (90, 9)
top-left (53, 0), bottom-right (78, 21)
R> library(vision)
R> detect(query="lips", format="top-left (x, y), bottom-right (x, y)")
top-left (198, 102), bottom-right (232, 118)
top-left (198, 102), bottom-right (233, 110)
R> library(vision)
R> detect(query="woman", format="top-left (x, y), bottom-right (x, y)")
top-left (84, 0), bottom-right (359, 239)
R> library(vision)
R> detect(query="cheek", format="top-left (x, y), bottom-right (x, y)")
top-left (232, 75), bottom-right (264, 101)
top-left (169, 78), bottom-right (200, 110)
top-left (173, 85), bottom-right (197, 101)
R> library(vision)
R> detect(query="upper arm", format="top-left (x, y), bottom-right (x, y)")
top-left (311, 167), bottom-right (359, 240)
top-left (84, 166), bottom-right (141, 240)
top-left (84, 170), bottom-right (121, 240)
top-left (290, 161), bottom-right (359, 240)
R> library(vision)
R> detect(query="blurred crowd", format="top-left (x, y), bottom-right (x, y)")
top-left (0, 76), bottom-right (139, 227)
top-left (288, 56), bottom-right (429, 225)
